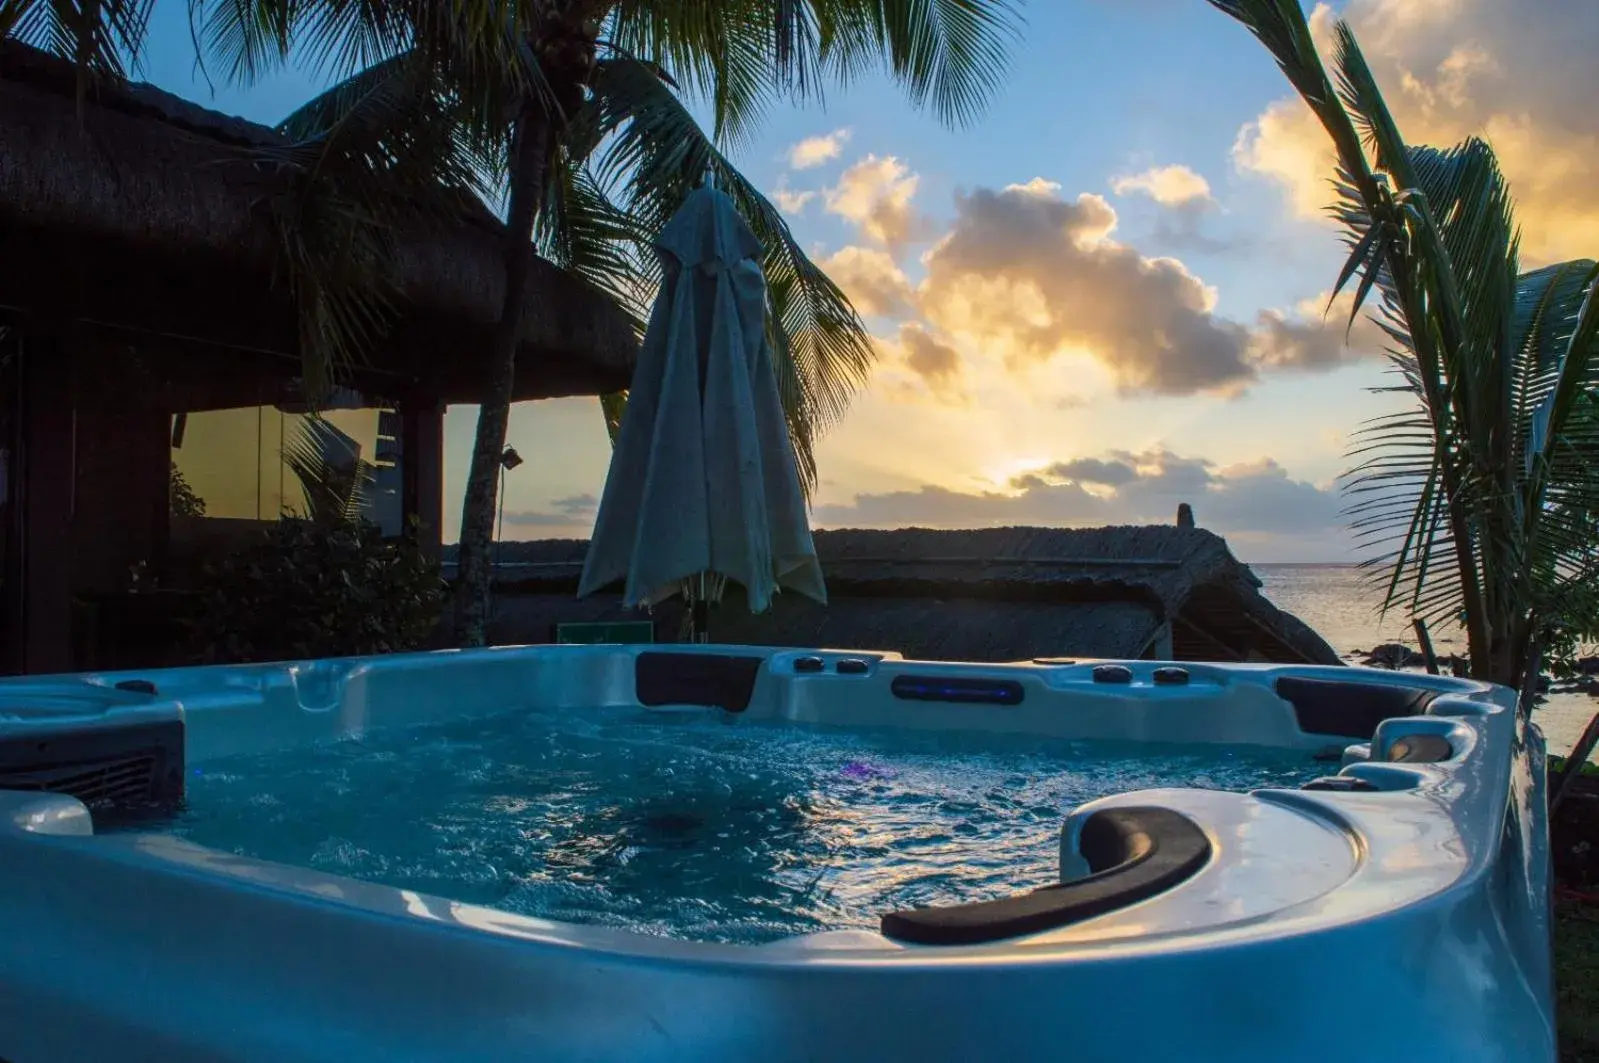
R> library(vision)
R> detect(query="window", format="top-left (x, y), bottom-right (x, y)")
top-left (170, 392), bottom-right (403, 536)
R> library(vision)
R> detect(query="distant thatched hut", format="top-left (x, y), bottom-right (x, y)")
top-left (0, 42), bottom-right (639, 673)
top-left (463, 525), bottom-right (1341, 666)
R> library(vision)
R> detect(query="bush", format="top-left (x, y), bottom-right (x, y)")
top-left (170, 462), bottom-right (207, 518)
top-left (187, 517), bottom-right (446, 664)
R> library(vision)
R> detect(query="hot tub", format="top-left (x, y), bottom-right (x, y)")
top-left (0, 646), bottom-right (1554, 1062)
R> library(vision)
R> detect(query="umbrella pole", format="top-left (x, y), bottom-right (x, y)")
top-left (693, 572), bottom-right (709, 643)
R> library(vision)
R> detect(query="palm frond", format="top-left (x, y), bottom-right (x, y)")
top-left (604, 0), bottom-right (778, 148)
top-left (604, 0), bottom-right (1019, 144)
top-left (190, 0), bottom-right (291, 85)
top-left (6, 0), bottom-right (155, 96)
top-left (284, 415), bottom-right (375, 525)
top-left (252, 49), bottom-right (503, 398)
top-left (536, 146), bottom-right (655, 330)
top-left (833, 0), bottom-right (1022, 128)
top-left (1202, 0), bottom-right (1599, 677)
top-left (1511, 262), bottom-right (1592, 475)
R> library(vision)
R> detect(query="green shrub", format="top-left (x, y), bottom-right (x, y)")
top-left (187, 517), bottom-right (446, 664)
top-left (1551, 756), bottom-right (1599, 780)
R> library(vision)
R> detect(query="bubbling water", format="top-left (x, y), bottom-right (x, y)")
top-left (152, 708), bottom-right (1321, 944)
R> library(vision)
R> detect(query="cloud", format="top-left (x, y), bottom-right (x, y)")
top-left (1111, 165), bottom-right (1217, 210)
top-left (1111, 164), bottom-right (1245, 253)
top-left (865, 322), bottom-right (970, 406)
top-left (897, 324), bottom-right (965, 399)
top-left (1250, 291), bottom-right (1392, 372)
top-left (788, 127), bottom-right (852, 169)
top-left (824, 155), bottom-right (927, 249)
top-left (771, 179), bottom-right (816, 215)
top-left (819, 246), bottom-right (917, 318)
top-left (1147, 221), bottom-right (1244, 255)
top-left (914, 181), bottom-right (1381, 396)
top-left (812, 447), bottom-right (1346, 557)
top-left (552, 493), bottom-right (597, 513)
top-left (501, 492), bottom-right (597, 527)
top-left (1232, 0), bottom-right (1599, 264)
top-left (1022, 456), bottom-right (1139, 488)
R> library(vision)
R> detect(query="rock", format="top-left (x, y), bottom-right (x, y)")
top-left (1579, 656), bottom-right (1599, 676)
top-left (1360, 643), bottom-right (1426, 669)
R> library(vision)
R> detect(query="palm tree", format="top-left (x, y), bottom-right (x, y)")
top-left (5, 1), bottom-right (1023, 644)
top-left (1206, 0), bottom-right (1599, 699)
top-left (199, 1), bottom-right (1023, 645)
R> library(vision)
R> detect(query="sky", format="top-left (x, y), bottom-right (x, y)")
top-left (132, 0), bottom-right (1599, 562)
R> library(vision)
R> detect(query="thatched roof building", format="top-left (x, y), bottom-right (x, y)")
top-left (457, 525), bottom-right (1341, 666)
top-left (0, 43), bottom-right (639, 675)
top-left (0, 40), bottom-right (637, 402)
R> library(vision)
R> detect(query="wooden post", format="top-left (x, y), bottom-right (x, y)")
top-left (1151, 621), bottom-right (1174, 660)
top-left (402, 398), bottom-right (444, 561)
top-left (1412, 617), bottom-right (1440, 675)
top-left (1552, 711), bottom-right (1599, 816)
top-left (21, 325), bottom-right (76, 673)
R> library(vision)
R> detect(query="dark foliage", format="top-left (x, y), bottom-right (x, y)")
top-left (187, 517), bottom-right (445, 664)
top-left (169, 462), bottom-right (206, 517)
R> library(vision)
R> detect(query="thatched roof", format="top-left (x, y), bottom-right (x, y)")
top-left (450, 525), bottom-right (1342, 666)
top-left (0, 41), bottom-right (638, 401)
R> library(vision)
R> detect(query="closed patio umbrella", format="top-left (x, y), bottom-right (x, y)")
top-left (577, 182), bottom-right (827, 638)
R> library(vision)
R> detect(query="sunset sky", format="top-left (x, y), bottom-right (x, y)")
top-left (135, 0), bottom-right (1597, 562)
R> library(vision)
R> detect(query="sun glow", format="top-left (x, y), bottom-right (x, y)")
top-left (979, 457), bottom-right (1051, 491)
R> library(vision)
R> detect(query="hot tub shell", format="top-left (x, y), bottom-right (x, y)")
top-left (0, 645), bottom-right (1555, 1062)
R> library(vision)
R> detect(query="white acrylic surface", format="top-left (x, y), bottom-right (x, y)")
top-left (0, 645), bottom-right (1554, 1062)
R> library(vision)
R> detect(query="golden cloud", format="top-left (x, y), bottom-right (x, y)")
top-left (770, 179), bottom-right (816, 215)
top-left (813, 168), bottom-right (1387, 404)
top-left (867, 323), bottom-right (969, 406)
top-left (1233, 0), bottom-right (1599, 264)
top-left (787, 127), bottom-right (852, 170)
top-left (818, 246), bottom-right (916, 318)
top-left (915, 183), bottom-right (1374, 395)
top-left (1111, 165), bottom-right (1217, 209)
top-left (824, 155), bottom-right (926, 249)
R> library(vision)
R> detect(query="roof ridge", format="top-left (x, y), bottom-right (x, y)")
top-left (0, 40), bottom-right (282, 148)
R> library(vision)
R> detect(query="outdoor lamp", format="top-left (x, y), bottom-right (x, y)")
top-left (500, 446), bottom-right (524, 471)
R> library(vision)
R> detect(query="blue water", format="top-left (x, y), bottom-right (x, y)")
top-left (167, 709), bottom-right (1322, 944)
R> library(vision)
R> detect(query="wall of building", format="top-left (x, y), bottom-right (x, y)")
top-left (485, 588), bottom-right (1166, 663)
top-left (4, 325), bottom-right (447, 675)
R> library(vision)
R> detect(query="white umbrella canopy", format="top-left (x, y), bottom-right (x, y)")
top-left (577, 183), bottom-right (827, 627)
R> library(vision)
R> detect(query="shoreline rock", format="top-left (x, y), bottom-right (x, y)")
top-left (1359, 643), bottom-right (1427, 669)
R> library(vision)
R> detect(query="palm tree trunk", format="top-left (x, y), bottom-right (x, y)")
top-left (451, 107), bottom-right (551, 645)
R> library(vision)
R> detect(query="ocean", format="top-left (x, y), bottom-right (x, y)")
top-left (1254, 563), bottom-right (1592, 757)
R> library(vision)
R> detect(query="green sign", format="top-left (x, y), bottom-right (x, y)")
top-left (554, 620), bottom-right (656, 645)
